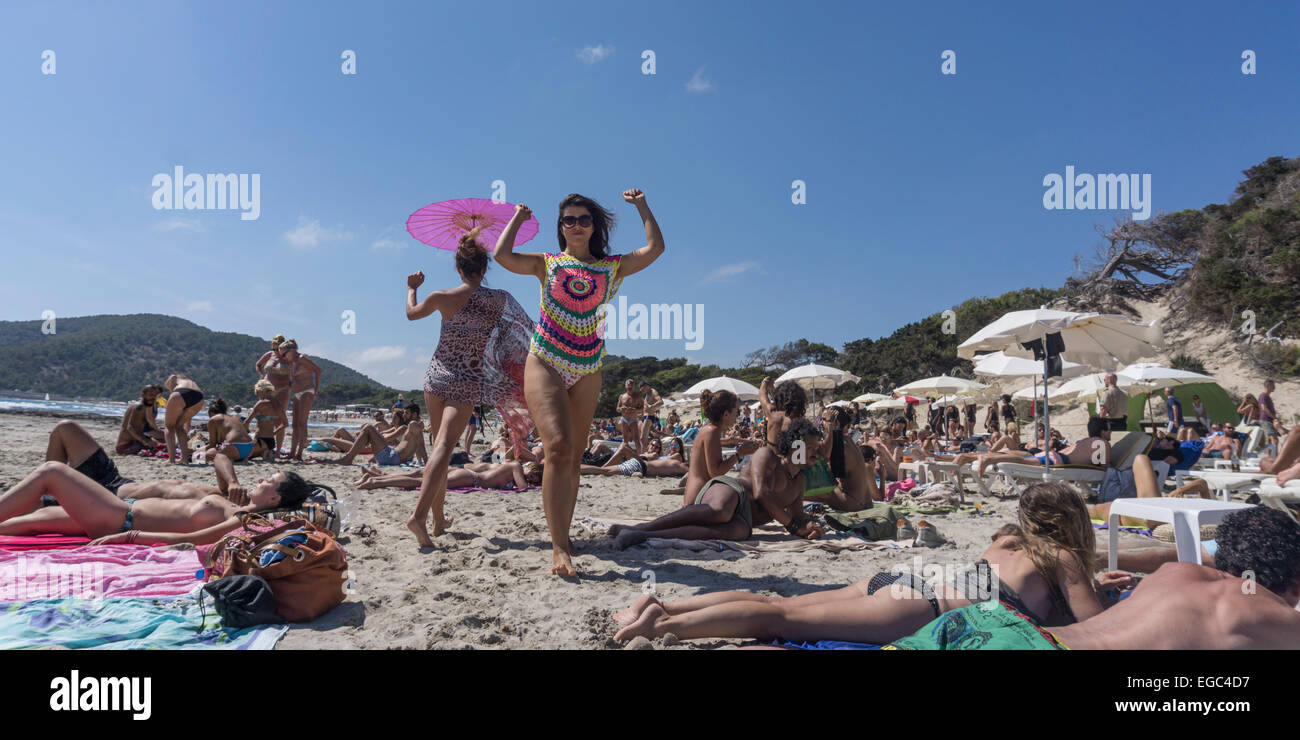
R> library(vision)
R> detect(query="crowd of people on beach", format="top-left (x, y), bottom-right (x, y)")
top-left (4, 188), bottom-right (1300, 649)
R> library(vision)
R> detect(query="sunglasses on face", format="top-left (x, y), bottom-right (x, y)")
top-left (561, 215), bottom-right (593, 228)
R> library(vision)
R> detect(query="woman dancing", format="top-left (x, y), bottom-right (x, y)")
top-left (255, 334), bottom-right (293, 455)
top-left (161, 374), bottom-right (204, 464)
top-left (495, 190), bottom-right (665, 576)
top-left (278, 339), bottom-right (321, 461)
top-left (406, 229), bottom-right (536, 547)
top-left (613, 482), bottom-right (1131, 645)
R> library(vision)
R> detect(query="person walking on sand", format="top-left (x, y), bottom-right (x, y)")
top-left (161, 374), bottom-right (204, 464)
top-left (494, 190), bottom-right (665, 577)
top-left (404, 228), bottom-right (535, 548)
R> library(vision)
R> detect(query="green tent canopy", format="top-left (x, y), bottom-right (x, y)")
top-left (1087, 382), bottom-right (1237, 431)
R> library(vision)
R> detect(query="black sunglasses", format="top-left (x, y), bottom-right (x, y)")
top-left (561, 215), bottom-right (593, 228)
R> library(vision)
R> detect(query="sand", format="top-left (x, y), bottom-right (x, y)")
top-left (0, 410), bottom-right (1051, 650)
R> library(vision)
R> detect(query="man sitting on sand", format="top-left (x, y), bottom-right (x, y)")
top-left (608, 419), bottom-right (825, 548)
top-left (953, 416), bottom-right (1112, 477)
top-left (886, 505), bottom-right (1300, 649)
top-left (115, 385), bottom-right (166, 455)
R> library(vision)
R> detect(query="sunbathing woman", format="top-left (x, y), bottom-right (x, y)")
top-left (494, 191), bottom-right (665, 577)
top-left (255, 334), bottom-right (292, 455)
top-left (278, 339), bottom-right (321, 461)
top-left (407, 230), bottom-right (535, 547)
top-left (673, 391), bottom-right (762, 507)
top-left (358, 461), bottom-right (542, 491)
top-left (245, 379), bottom-right (288, 462)
top-left (0, 460), bottom-right (318, 545)
top-left (161, 374), bottom-right (204, 464)
top-left (613, 481), bottom-right (1128, 645)
top-left (203, 398), bottom-right (261, 462)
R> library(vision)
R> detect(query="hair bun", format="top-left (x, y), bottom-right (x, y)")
top-left (456, 233), bottom-right (489, 277)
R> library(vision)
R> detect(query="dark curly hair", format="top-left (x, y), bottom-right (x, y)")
top-left (556, 194), bottom-right (617, 259)
top-left (772, 381), bottom-right (807, 417)
top-left (778, 418), bottom-right (821, 456)
top-left (1214, 506), bottom-right (1300, 594)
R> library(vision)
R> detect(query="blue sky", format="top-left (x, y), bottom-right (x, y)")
top-left (1, 0), bottom-right (1297, 389)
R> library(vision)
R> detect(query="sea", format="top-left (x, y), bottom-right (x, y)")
top-left (0, 396), bottom-right (362, 430)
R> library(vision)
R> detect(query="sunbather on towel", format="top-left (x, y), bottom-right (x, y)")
top-left (613, 481), bottom-right (1124, 645)
top-left (0, 459), bottom-right (320, 545)
top-left (580, 438), bottom-right (688, 478)
top-left (888, 505), bottom-right (1300, 649)
top-left (956, 417), bottom-right (1112, 477)
top-left (609, 419), bottom-right (824, 549)
top-left (40, 420), bottom-right (261, 506)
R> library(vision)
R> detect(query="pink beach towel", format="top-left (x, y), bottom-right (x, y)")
top-left (0, 534), bottom-right (91, 551)
top-left (0, 546), bottom-right (202, 602)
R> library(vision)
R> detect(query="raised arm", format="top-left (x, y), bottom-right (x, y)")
top-left (614, 190), bottom-right (664, 278)
top-left (493, 203), bottom-right (545, 279)
top-left (405, 271), bottom-right (445, 321)
top-left (212, 453), bottom-right (248, 504)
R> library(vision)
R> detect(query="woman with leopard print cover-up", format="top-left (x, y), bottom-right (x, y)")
top-left (404, 228), bottom-right (535, 548)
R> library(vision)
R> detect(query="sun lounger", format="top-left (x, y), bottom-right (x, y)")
top-left (1253, 480), bottom-right (1300, 523)
top-left (980, 432), bottom-right (1152, 498)
top-left (1179, 469), bottom-right (1272, 502)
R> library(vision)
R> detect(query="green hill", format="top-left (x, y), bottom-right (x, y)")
top-left (0, 314), bottom-right (394, 406)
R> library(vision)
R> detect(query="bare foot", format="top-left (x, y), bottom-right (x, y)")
top-left (551, 548), bottom-right (579, 578)
top-left (613, 593), bottom-right (662, 626)
top-left (614, 530), bottom-right (648, 549)
top-left (607, 524), bottom-right (625, 539)
top-left (1278, 463), bottom-right (1300, 486)
top-left (614, 603), bottom-right (665, 642)
top-left (432, 515), bottom-right (454, 536)
top-left (407, 516), bottom-right (435, 548)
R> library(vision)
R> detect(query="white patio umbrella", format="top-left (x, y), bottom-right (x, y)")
top-left (866, 398), bottom-right (907, 411)
top-left (851, 392), bottom-right (890, 403)
top-left (1051, 372), bottom-right (1152, 403)
top-left (893, 375), bottom-right (988, 397)
top-left (958, 308), bottom-right (1160, 470)
top-left (973, 350), bottom-right (1091, 429)
top-left (827, 400), bottom-right (851, 407)
top-left (682, 376), bottom-right (761, 400)
top-left (775, 363), bottom-right (861, 390)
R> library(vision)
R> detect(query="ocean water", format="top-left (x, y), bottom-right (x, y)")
top-left (0, 396), bottom-right (360, 430)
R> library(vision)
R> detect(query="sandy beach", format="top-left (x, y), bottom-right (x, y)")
top-left (0, 410), bottom-right (1043, 650)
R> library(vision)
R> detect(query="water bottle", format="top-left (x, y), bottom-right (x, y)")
top-left (334, 496), bottom-right (358, 530)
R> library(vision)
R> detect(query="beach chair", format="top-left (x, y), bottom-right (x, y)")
top-left (982, 432), bottom-right (1152, 499)
top-left (1255, 480), bottom-right (1300, 523)
top-left (1236, 425), bottom-right (1263, 457)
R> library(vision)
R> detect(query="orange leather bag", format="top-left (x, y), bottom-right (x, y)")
top-left (202, 513), bottom-right (347, 623)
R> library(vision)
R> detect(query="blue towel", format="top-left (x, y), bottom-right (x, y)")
top-left (780, 639), bottom-right (882, 650)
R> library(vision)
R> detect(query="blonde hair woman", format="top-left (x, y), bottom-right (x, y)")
top-left (245, 379), bottom-right (288, 462)
top-left (255, 334), bottom-right (292, 454)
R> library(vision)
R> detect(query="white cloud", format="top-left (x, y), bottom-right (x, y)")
top-left (702, 261), bottom-right (758, 283)
top-left (577, 44), bottom-right (614, 64)
top-left (283, 216), bottom-right (353, 250)
top-left (685, 66), bottom-right (714, 94)
top-left (186, 300), bottom-right (213, 312)
top-left (370, 235), bottom-right (406, 250)
top-left (349, 345), bottom-right (409, 364)
top-left (155, 217), bottom-right (204, 232)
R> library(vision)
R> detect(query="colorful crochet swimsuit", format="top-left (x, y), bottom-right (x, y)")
top-left (529, 252), bottom-right (623, 388)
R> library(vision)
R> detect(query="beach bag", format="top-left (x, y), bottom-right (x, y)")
top-left (824, 507), bottom-right (901, 541)
top-left (201, 513), bottom-right (347, 623)
top-left (200, 575), bottom-right (283, 628)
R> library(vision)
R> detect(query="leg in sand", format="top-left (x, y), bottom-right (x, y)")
top-left (45, 421), bottom-right (105, 467)
top-left (274, 388), bottom-right (291, 455)
top-left (163, 393), bottom-right (190, 464)
top-left (614, 581), bottom-right (937, 645)
top-left (613, 581), bottom-right (869, 626)
top-left (523, 355), bottom-right (600, 577)
top-left (608, 479), bottom-right (751, 548)
top-left (408, 396), bottom-right (472, 547)
top-left (289, 391), bottom-right (316, 461)
top-left (0, 462), bottom-right (131, 537)
top-left (1095, 540), bottom-right (1217, 573)
top-left (972, 452), bottom-right (1037, 477)
top-left (335, 424), bottom-right (391, 466)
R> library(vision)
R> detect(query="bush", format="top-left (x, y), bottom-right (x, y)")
top-left (1169, 353), bottom-right (1209, 376)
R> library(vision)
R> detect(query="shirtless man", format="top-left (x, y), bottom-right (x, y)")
top-left (1201, 422), bottom-right (1241, 459)
top-left (616, 380), bottom-right (645, 448)
top-left (115, 385), bottom-right (166, 455)
top-left (639, 381), bottom-right (664, 449)
top-left (887, 505), bottom-right (1300, 650)
top-left (580, 438), bottom-right (688, 478)
top-left (956, 416), bottom-right (1112, 477)
top-left (329, 416), bottom-right (427, 466)
top-left (609, 419), bottom-right (825, 547)
top-left (809, 406), bottom-right (876, 511)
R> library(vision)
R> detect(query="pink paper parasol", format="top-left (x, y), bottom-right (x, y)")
top-left (406, 197), bottom-right (540, 252)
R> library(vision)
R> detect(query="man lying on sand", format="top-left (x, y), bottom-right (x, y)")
top-left (356, 461), bottom-right (542, 490)
top-left (2, 423), bottom-right (321, 543)
top-left (608, 419), bottom-right (824, 548)
top-left (116, 385), bottom-right (166, 455)
top-left (886, 505), bottom-right (1300, 649)
top-left (323, 413), bottom-right (427, 466)
top-left (612, 481), bottom-right (1123, 645)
